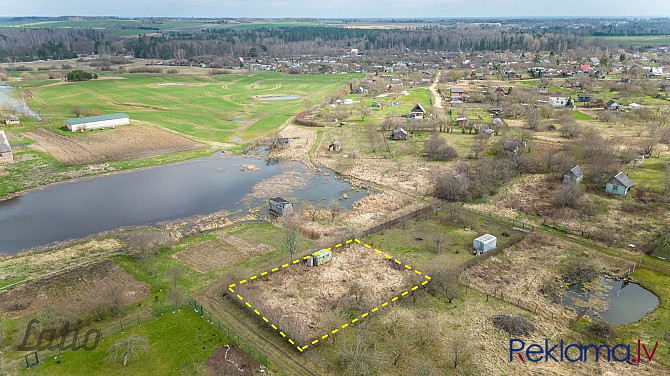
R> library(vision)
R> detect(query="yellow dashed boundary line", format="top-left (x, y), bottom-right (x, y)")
top-left (227, 238), bottom-right (432, 353)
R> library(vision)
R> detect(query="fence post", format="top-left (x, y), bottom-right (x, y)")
top-left (120, 320), bottom-right (124, 332)
top-left (35, 351), bottom-right (39, 365)
top-left (137, 315), bottom-right (141, 326)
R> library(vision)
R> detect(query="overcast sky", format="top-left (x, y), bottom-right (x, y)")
top-left (2, 0), bottom-right (670, 18)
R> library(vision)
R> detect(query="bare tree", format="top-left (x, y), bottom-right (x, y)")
top-left (427, 267), bottom-right (461, 303)
top-left (423, 132), bottom-right (458, 160)
top-left (329, 201), bottom-right (342, 223)
top-left (524, 106), bottom-right (544, 131)
top-left (107, 335), bottom-right (150, 366)
top-left (281, 216), bottom-right (301, 262)
top-left (305, 199), bottom-right (321, 221)
top-left (71, 106), bottom-right (83, 118)
top-left (553, 183), bottom-right (584, 209)
top-left (167, 266), bottom-right (185, 288)
top-left (167, 287), bottom-right (186, 308)
top-left (432, 235), bottom-right (446, 254)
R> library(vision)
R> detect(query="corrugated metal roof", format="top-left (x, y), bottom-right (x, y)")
top-left (66, 113), bottom-right (129, 126)
top-left (568, 165), bottom-right (583, 177)
top-left (0, 130), bottom-right (11, 153)
top-left (613, 172), bottom-right (634, 188)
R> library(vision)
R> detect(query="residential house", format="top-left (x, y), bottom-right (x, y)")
top-left (537, 85), bottom-right (549, 94)
top-left (450, 88), bottom-right (464, 102)
top-left (507, 71), bottom-right (521, 79)
top-left (548, 97), bottom-right (569, 108)
top-left (605, 172), bottom-right (634, 196)
top-left (563, 165), bottom-right (584, 184)
top-left (2, 114), bottom-right (19, 125)
top-left (456, 117), bottom-right (468, 127)
top-left (410, 103), bottom-right (426, 120)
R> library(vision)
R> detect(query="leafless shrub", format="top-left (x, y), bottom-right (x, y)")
top-left (491, 315), bottom-right (536, 335)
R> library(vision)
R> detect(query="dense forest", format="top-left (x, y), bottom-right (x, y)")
top-left (1, 18), bottom-right (669, 62)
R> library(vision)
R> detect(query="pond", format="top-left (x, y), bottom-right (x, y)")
top-left (563, 277), bottom-right (659, 325)
top-left (256, 95), bottom-right (300, 101)
top-left (0, 154), bottom-right (367, 255)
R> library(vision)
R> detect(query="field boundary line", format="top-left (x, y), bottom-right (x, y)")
top-left (228, 238), bottom-right (431, 352)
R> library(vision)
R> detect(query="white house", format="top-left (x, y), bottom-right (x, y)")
top-left (548, 97), bottom-right (569, 108)
top-left (65, 113), bottom-right (130, 132)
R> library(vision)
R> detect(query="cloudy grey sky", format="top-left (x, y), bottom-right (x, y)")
top-left (2, 0), bottom-right (670, 18)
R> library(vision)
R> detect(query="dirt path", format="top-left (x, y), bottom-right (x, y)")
top-left (429, 71), bottom-right (443, 109)
top-left (197, 288), bottom-right (326, 376)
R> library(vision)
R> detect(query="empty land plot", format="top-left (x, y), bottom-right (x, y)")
top-left (174, 235), bottom-right (273, 273)
top-left (234, 242), bottom-right (426, 345)
top-left (24, 126), bottom-right (203, 165)
top-left (0, 259), bottom-right (150, 318)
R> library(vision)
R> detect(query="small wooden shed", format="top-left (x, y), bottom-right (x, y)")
top-left (606, 172), bottom-right (634, 196)
top-left (306, 249), bottom-right (333, 266)
top-left (473, 234), bottom-right (497, 253)
top-left (563, 165), bottom-right (584, 184)
top-left (390, 128), bottom-right (408, 140)
top-left (269, 197), bottom-right (294, 216)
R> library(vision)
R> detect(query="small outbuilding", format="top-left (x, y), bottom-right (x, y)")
top-left (563, 165), bottom-right (584, 184)
top-left (473, 234), bottom-right (497, 253)
top-left (456, 117), bottom-right (468, 127)
top-left (306, 249), bottom-right (333, 267)
top-left (328, 140), bottom-right (342, 153)
top-left (269, 197), bottom-right (294, 216)
top-left (66, 113), bottom-right (129, 132)
top-left (606, 172), bottom-right (634, 196)
top-left (390, 128), bottom-right (408, 140)
top-left (2, 114), bottom-right (20, 125)
top-left (0, 130), bottom-right (13, 164)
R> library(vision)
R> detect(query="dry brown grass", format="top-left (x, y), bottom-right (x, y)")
top-left (173, 235), bottom-right (273, 273)
top-left (236, 243), bottom-right (423, 343)
top-left (0, 259), bottom-right (149, 319)
top-left (25, 125), bottom-right (203, 165)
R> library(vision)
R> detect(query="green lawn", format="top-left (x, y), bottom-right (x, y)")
top-left (20, 309), bottom-right (229, 375)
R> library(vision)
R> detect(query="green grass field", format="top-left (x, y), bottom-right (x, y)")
top-left (20, 309), bottom-right (228, 376)
top-left (16, 72), bottom-right (360, 143)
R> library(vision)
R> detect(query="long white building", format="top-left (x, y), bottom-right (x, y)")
top-left (66, 113), bottom-right (130, 132)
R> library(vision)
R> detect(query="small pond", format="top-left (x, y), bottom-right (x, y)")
top-left (562, 277), bottom-right (659, 324)
top-left (0, 154), bottom-right (367, 255)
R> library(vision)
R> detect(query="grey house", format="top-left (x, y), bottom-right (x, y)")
top-left (563, 165), bottom-right (584, 184)
top-left (606, 172), bottom-right (634, 196)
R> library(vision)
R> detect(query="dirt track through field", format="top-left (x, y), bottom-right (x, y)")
top-left (25, 126), bottom-right (203, 165)
top-left (198, 283), bottom-right (325, 376)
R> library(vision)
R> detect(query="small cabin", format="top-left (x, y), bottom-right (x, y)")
top-left (563, 165), bottom-right (584, 184)
top-left (473, 234), bottom-right (497, 253)
top-left (306, 249), bottom-right (333, 267)
top-left (606, 172), bottom-right (634, 196)
top-left (390, 128), bottom-right (408, 140)
top-left (537, 85), bottom-right (549, 94)
top-left (328, 140), bottom-right (342, 153)
top-left (273, 137), bottom-right (291, 149)
top-left (269, 197), bottom-right (294, 216)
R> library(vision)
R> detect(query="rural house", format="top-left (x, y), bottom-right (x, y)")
top-left (548, 97), bottom-right (569, 108)
top-left (328, 140), bottom-right (342, 153)
top-left (563, 165), bottom-right (584, 184)
top-left (268, 197), bottom-right (294, 216)
top-left (0, 130), bottom-right (13, 164)
top-left (606, 172), bottom-right (634, 196)
top-left (2, 114), bottom-right (20, 125)
top-left (456, 117), bottom-right (468, 127)
top-left (390, 128), bottom-right (408, 140)
top-left (410, 103), bottom-right (426, 120)
top-left (66, 113), bottom-right (130, 132)
top-left (507, 71), bottom-right (521, 79)
top-left (537, 85), bottom-right (549, 94)
top-left (450, 88), bottom-right (464, 102)
top-left (473, 234), bottom-right (497, 253)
